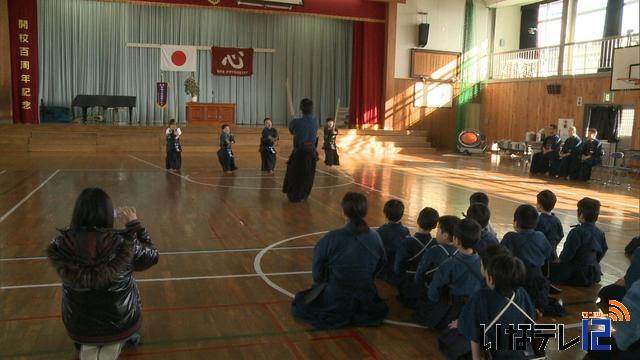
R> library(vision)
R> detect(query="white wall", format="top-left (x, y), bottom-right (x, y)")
top-left (493, 5), bottom-right (521, 52)
top-left (395, 0), bottom-right (466, 78)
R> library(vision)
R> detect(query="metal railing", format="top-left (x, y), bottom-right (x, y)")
top-left (491, 33), bottom-right (639, 80)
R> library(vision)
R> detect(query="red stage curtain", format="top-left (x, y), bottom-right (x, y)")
top-left (349, 21), bottom-right (384, 128)
top-left (8, 0), bottom-right (39, 124)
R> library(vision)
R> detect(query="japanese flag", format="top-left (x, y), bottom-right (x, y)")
top-left (160, 45), bottom-right (197, 72)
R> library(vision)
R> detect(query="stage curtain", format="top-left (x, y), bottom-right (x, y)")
top-left (37, 0), bottom-right (352, 125)
top-left (349, 21), bottom-right (383, 128)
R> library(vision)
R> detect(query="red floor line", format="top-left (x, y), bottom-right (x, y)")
top-left (310, 334), bottom-right (353, 341)
top-left (0, 300), bottom-right (291, 323)
top-left (121, 340), bottom-right (274, 357)
top-left (262, 303), bottom-right (306, 360)
top-left (348, 330), bottom-right (383, 360)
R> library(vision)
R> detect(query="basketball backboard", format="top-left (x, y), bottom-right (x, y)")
top-left (611, 45), bottom-right (640, 91)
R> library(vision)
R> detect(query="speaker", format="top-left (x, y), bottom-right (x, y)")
top-left (546, 84), bottom-right (561, 94)
top-left (418, 23), bottom-right (430, 47)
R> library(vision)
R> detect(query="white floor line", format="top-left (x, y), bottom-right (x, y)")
top-left (0, 170), bottom-right (6, 175)
top-left (129, 154), bottom-right (355, 190)
top-left (0, 170), bottom-right (60, 223)
top-left (0, 245), bottom-right (316, 262)
top-left (253, 231), bottom-right (431, 329)
top-left (0, 270), bottom-right (312, 290)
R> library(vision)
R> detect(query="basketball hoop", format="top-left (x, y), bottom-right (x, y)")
top-left (618, 78), bottom-right (640, 86)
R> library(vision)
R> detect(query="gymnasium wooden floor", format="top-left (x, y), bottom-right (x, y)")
top-left (0, 148), bottom-right (638, 359)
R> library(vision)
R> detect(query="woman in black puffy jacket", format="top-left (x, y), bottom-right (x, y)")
top-left (47, 188), bottom-right (159, 356)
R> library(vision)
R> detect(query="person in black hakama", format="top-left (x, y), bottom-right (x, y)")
top-left (217, 124), bottom-right (237, 173)
top-left (292, 192), bottom-right (388, 329)
top-left (557, 126), bottom-right (582, 179)
top-left (282, 99), bottom-right (319, 202)
top-left (165, 119), bottom-right (182, 171)
top-left (260, 118), bottom-right (278, 174)
top-left (577, 128), bottom-right (604, 181)
top-left (530, 124), bottom-right (561, 175)
top-left (323, 118), bottom-right (340, 166)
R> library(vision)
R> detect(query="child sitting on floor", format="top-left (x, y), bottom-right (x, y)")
top-left (465, 203), bottom-right (498, 257)
top-left (414, 218), bottom-right (484, 329)
top-left (395, 207), bottom-right (439, 307)
top-left (550, 197), bottom-right (608, 287)
top-left (502, 205), bottom-right (563, 315)
top-left (469, 192), bottom-right (497, 236)
top-left (534, 190), bottom-right (564, 260)
top-left (376, 199), bottom-right (410, 285)
top-left (441, 250), bottom-right (539, 360)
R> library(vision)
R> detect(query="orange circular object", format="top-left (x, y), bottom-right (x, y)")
top-left (461, 132), bottom-right (478, 145)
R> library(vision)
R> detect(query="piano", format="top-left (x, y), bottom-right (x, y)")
top-left (72, 95), bottom-right (136, 123)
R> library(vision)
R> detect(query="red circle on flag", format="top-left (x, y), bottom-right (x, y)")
top-left (171, 51), bottom-right (187, 66)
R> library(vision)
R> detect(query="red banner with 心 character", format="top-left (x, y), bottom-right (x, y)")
top-left (8, 0), bottom-right (39, 124)
top-left (212, 47), bottom-right (254, 76)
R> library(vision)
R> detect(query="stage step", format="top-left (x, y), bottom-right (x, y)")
top-left (1, 125), bottom-right (435, 155)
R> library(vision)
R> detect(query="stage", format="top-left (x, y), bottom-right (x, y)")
top-left (0, 124), bottom-right (434, 156)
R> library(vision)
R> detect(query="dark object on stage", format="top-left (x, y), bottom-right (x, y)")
top-left (418, 23), bottom-right (430, 47)
top-left (72, 95), bottom-right (136, 123)
top-left (546, 84), bottom-right (561, 94)
top-left (186, 102), bottom-right (235, 126)
top-left (458, 128), bottom-right (486, 155)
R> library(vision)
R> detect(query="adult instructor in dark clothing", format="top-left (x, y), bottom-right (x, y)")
top-left (283, 98), bottom-right (319, 202)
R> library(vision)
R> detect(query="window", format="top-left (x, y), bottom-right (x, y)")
top-left (622, 0), bottom-right (639, 35)
top-left (619, 108), bottom-right (635, 137)
top-left (537, 0), bottom-right (564, 47)
top-left (574, 0), bottom-right (607, 42)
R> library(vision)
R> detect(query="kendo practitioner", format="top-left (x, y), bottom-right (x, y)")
top-left (165, 119), bottom-right (182, 171)
top-left (282, 99), bottom-right (319, 202)
top-left (577, 128), bottom-right (604, 181)
top-left (260, 117), bottom-right (278, 174)
top-left (323, 118), bottom-right (340, 166)
top-left (557, 126), bottom-right (582, 179)
top-left (217, 124), bottom-right (237, 173)
top-left (530, 124), bottom-right (561, 175)
top-left (292, 192), bottom-right (389, 329)
top-left (501, 205), bottom-right (564, 316)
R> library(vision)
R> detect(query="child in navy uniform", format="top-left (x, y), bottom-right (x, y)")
top-left (598, 246), bottom-right (640, 305)
top-left (502, 205), bottom-right (563, 315)
top-left (535, 190), bottom-right (564, 260)
top-left (217, 124), bottom-right (237, 173)
top-left (414, 216), bottom-right (460, 297)
top-left (443, 252), bottom-right (538, 360)
top-left (465, 203), bottom-right (498, 257)
top-left (376, 200), bottom-right (410, 285)
top-left (292, 192), bottom-right (388, 329)
top-left (550, 197), bottom-right (608, 286)
top-left (414, 218), bottom-right (484, 329)
top-left (469, 192), bottom-right (497, 236)
top-left (395, 207), bottom-right (440, 307)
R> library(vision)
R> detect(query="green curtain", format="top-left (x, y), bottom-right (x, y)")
top-left (38, 0), bottom-right (352, 125)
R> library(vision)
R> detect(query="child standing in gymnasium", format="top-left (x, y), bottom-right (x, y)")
top-left (502, 205), bottom-right (563, 315)
top-left (395, 207), bottom-right (440, 306)
top-left (217, 124), bottom-right (237, 174)
top-left (414, 218), bottom-right (484, 329)
top-left (465, 203), bottom-right (498, 257)
top-left (535, 190), bottom-right (564, 260)
top-left (323, 118), bottom-right (340, 166)
top-left (414, 216), bottom-right (460, 302)
top-left (165, 119), bottom-right (182, 171)
top-left (260, 117), bottom-right (278, 174)
top-left (376, 200), bottom-right (410, 284)
top-left (550, 197), bottom-right (608, 287)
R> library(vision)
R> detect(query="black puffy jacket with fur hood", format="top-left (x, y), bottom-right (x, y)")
top-left (47, 220), bottom-right (159, 343)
